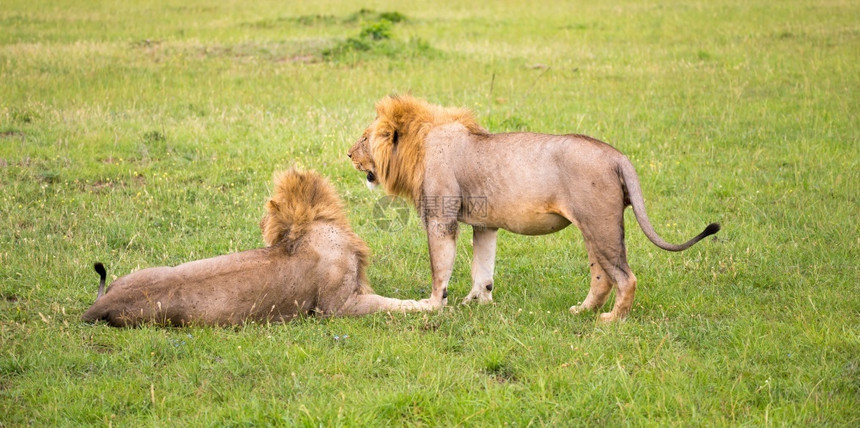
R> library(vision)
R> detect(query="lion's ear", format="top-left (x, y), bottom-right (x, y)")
top-left (375, 119), bottom-right (398, 147)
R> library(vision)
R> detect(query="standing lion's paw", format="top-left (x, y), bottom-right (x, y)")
top-left (599, 312), bottom-right (624, 322)
top-left (569, 303), bottom-right (592, 315)
top-left (461, 290), bottom-right (493, 305)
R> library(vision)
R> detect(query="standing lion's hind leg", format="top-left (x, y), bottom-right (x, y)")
top-left (599, 267), bottom-right (636, 322)
top-left (569, 250), bottom-right (613, 315)
top-left (591, 242), bottom-right (637, 322)
top-left (571, 215), bottom-right (636, 322)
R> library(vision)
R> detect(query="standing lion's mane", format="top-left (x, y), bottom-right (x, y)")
top-left (370, 94), bottom-right (488, 204)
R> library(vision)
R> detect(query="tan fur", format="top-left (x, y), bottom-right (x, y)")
top-left (348, 95), bottom-right (719, 321)
top-left (82, 168), bottom-right (429, 327)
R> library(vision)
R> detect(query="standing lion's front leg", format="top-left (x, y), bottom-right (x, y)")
top-left (463, 226), bottom-right (497, 304)
top-left (422, 217), bottom-right (459, 308)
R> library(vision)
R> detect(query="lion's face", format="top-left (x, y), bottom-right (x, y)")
top-left (347, 128), bottom-right (379, 190)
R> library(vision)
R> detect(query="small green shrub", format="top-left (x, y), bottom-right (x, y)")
top-left (359, 19), bottom-right (393, 41)
top-left (322, 11), bottom-right (436, 61)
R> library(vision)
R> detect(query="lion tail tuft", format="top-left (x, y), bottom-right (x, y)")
top-left (94, 262), bottom-right (107, 299)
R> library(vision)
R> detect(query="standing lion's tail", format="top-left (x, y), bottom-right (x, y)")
top-left (94, 262), bottom-right (107, 299)
top-left (618, 157), bottom-right (720, 252)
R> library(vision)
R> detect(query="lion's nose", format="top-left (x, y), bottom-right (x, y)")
top-left (347, 152), bottom-right (352, 158)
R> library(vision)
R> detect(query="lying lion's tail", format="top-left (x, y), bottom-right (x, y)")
top-left (618, 157), bottom-right (720, 252)
top-left (82, 262), bottom-right (109, 323)
top-left (94, 262), bottom-right (107, 299)
top-left (260, 168), bottom-right (354, 248)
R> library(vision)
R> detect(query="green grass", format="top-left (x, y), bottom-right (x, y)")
top-left (1, 0), bottom-right (858, 425)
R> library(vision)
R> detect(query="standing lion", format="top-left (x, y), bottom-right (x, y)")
top-left (347, 95), bottom-right (719, 321)
top-left (82, 168), bottom-right (429, 327)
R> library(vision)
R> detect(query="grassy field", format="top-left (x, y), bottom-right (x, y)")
top-left (1, 0), bottom-right (858, 425)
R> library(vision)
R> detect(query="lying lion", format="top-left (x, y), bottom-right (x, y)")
top-left (82, 168), bottom-right (429, 327)
top-left (348, 95), bottom-right (720, 321)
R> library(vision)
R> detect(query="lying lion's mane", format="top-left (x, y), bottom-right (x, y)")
top-left (371, 94), bottom-right (488, 204)
top-left (261, 169), bottom-right (372, 293)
